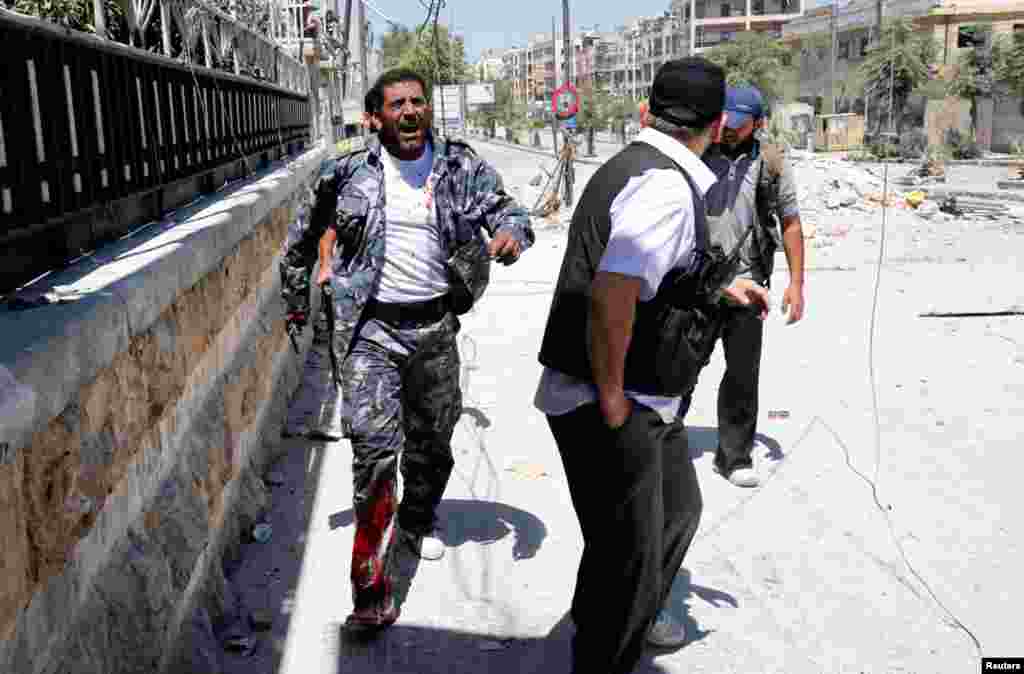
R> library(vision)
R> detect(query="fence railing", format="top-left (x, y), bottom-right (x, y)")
top-left (0, 8), bottom-right (311, 296)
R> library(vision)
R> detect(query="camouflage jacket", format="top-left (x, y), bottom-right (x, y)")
top-left (280, 133), bottom-right (534, 360)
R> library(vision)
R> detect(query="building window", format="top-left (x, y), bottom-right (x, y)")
top-left (696, 1), bottom-right (706, 19)
top-left (721, 2), bottom-right (731, 17)
top-left (838, 39), bottom-right (850, 59)
top-left (860, 34), bottom-right (870, 56)
top-left (753, 0), bottom-right (764, 13)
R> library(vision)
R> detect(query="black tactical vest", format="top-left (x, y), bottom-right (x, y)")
top-left (537, 140), bottom-right (719, 397)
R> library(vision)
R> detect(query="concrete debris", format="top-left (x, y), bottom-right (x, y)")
top-left (505, 462), bottom-right (550, 479)
top-left (916, 201), bottom-right (941, 218)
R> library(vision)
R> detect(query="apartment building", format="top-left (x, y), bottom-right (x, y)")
top-left (783, 0), bottom-right (1024, 107)
top-left (475, 48), bottom-right (508, 82)
top-left (497, 0), bottom-right (808, 105)
top-left (671, 0), bottom-right (804, 52)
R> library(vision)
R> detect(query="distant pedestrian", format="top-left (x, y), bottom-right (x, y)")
top-left (534, 58), bottom-right (770, 673)
top-left (676, 85), bottom-right (806, 488)
top-left (282, 67), bottom-right (534, 634)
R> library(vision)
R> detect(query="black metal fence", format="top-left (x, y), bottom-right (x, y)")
top-left (0, 10), bottom-right (311, 296)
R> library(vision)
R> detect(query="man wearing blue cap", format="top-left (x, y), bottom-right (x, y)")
top-left (677, 85), bottom-right (806, 488)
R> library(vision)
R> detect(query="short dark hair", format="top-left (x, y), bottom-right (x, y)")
top-left (368, 68), bottom-right (429, 113)
top-left (364, 87), bottom-right (380, 115)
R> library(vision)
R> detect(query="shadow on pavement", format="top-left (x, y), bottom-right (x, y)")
top-left (330, 499), bottom-right (548, 613)
top-left (332, 566), bottom-right (735, 674)
top-left (335, 611), bottom-right (671, 674)
top-left (685, 426), bottom-right (785, 463)
top-left (329, 499), bottom-right (548, 562)
top-left (656, 567), bottom-right (737, 650)
top-left (219, 436), bottom-right (332, 673)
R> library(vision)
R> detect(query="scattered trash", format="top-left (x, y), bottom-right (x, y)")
top-left (939, 196), bottom-right (963, 217)
top-left (252, 523), bottom-right (273, 543)
top-left (905, 191), bottom-right (926, 208)
top-left (505, 463), bottom-right (550, 479)
top-left (916, 201), bottom-right (940, 218)
top-left (767, 410), bottom-right (790, 420)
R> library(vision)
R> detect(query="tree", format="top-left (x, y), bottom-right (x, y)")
top-left (947, 28), bottom-right (1001, 135)
top-left (577, 86), bottom-right (614, 133)
top-left (379, 23), bottom-right (467, 94)
top-left (995, 30), bottom-right (1024, 100)
top-left (381, 25), bottom-right (415, 69)
top-left (703, 32), bottom-right (797, 104)
top-left (856, 18), bottom-right (938, 133)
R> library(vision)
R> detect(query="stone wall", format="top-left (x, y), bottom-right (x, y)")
top-left (0, 143), bottom-right (328, 673)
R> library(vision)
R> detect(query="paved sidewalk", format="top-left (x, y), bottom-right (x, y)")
top-left (217, 148), bottom-right (1021, 674)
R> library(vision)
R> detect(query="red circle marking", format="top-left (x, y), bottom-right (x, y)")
top-left (551, 83), bottom-right (579, 119)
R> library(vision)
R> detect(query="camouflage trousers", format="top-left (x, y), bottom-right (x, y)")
top-left (340, 311), bottom-right (462, 607)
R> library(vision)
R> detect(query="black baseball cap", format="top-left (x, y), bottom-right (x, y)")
top-left (649, 57), bottom-right (726, 128)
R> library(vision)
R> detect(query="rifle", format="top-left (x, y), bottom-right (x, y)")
top-left (320, 282), bottom-right (341, 387)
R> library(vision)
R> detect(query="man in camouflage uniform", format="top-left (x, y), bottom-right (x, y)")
top-left (282, 68), bottom-right (533, 633)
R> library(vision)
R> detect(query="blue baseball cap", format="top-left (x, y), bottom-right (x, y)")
top-left (724, 86), bottom-right (765, 129)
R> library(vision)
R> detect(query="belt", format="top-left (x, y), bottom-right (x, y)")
top-left (364, 294), bottom-right (451, 326)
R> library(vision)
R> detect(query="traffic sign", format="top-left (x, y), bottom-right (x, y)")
top-left (551, 83), bottom-right (579, 120)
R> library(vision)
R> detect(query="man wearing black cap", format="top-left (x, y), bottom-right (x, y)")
top-left (676, 85), bottom-right (806, 489)
top-left (534, 58), bottom-right (770, 673)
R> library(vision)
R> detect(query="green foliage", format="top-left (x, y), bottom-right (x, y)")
top-left (381, 25), bottom-right (415, 69)
top-left (947, 29), bottom-right (999, 102)
top-left (13, 0), bottom-right (124, 39)
top-left (761, 114), bottom-right (799, 148)
top-left (577, 87), bottom-right (615, 132)
top-left (857, 18), bottom-right (938, 132)
top-left (380, 23), bottom-right (467, 94)
top-left (995, 32), bottom-right (1024, 100)
top-left (704, 32), bottom-right (797, 103)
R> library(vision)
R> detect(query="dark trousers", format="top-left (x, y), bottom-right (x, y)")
top-left (547, 403), bottom-right (703, 674)
top-left (340, 313), bottom-right (462, 607)
top-left (677, 305), bottom-right (764, 474)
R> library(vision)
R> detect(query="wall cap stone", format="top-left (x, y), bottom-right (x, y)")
top-left (0, 141), bottom-right (329, 463)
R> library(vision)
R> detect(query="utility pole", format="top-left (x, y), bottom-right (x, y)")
top-left (551, 16), bottom-right (559, 156)
top-left (358, 0), bottom-right (369, 137)
top-left (689, 0), bottom-right (697, 56)
top-left (340, 0), bottom-right (353, 104)
top-left (562, 0), bottom-right (574, 207)
top-left (887, 26), bottom-right (895, 132)
top-left (829, 0), bottom-right (837, 114)
top-left (562, 0), bottom-right (572, 87)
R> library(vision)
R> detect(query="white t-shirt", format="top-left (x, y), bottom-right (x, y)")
top-left (533, 128), bottom-right (718, 424)
top-left (373, 144), bottom-right (450, 303)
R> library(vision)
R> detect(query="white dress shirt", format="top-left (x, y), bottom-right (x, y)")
top-left (534, 127), bottom-right (718, 424)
